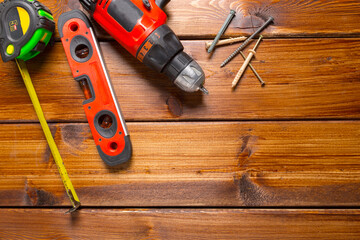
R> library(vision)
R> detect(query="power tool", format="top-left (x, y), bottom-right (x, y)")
top-left (79, 0), bottom-right (208, 94)
top-left (58, 10), bottom-right (132, 166)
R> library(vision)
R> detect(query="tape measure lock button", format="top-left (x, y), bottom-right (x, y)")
top-left (6, 44), bottom-right (14, 55)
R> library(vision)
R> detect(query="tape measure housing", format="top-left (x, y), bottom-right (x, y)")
top-left (0, 0), bottom-right (55, 62)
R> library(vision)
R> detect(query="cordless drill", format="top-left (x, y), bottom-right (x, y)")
top-left (79, 0), bottom-right (208, 94)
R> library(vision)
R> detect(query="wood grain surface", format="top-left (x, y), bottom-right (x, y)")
top-left (1, 121), bottom-right (359, 207)
top-left (44, 0), bottom-right (360, 39)
top-left (1, 209), bottom-right (360, 239)
top-left (1, 0), bottom-right (360, 237)
top-left (0, 39), bottom-right (359, 122)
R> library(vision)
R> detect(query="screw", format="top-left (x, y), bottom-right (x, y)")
top-left (205, 36), bottom-right (247, 50)
top-left (239, 51), bottom-right (265, 86)
top-left (221, 16), bottom-right (274, 67)
top-left (207, 10), bottom-right (236, 54)
top-left (232, 36), bottom-right (263, 88)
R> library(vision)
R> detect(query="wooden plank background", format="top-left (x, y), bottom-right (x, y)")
top-left (1, 122), bottom-right (360, 206)
top-left (1, 209), bottom-right (360, 239)
top-left (42, 0), bottom-right (360, 39)
top-left (1, 0), bottom-right (360, 238)
top-left (1, 39), bottom-right (360, 121)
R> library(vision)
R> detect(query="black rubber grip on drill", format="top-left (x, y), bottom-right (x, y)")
top-left (137, 24), bottom-right (183, 73)
top-left (107, 0), bottom-right (143, 32)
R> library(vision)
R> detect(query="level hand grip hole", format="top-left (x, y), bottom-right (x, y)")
top-left (69, 22), bottom-right (79, 32)
top-left (94, 111), bottom-right (117, 138)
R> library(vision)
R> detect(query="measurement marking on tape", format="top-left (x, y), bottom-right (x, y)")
top-left (16, 59), bottom-right (80, 213)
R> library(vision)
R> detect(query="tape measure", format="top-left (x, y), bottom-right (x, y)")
top-left (0, 0), bottom-right (80, 212)
top-left (16, 59), bottom-right (80, 213)
top-left (0, 0), bottom-right (55, 62)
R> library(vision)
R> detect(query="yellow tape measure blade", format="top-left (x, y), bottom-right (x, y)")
top-left (15, 59), bottom-right (81, 211)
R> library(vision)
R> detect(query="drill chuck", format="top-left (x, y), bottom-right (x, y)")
top-left (164, 51), bottom-right (206, 93)
top-left (138, 24), bottom-right (207, 93)
top-left (175, 60), bottom-right (207, 94)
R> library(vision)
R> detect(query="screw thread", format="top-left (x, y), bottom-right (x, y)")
top-left (221, 38), bottom-right (252, 67)
top-left (220, 16), bottom-right (274, 67)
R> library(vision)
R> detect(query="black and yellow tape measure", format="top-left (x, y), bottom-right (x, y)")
top-left (0, 0), bottom-right (81, 213)
top-left (0, 0), bottom-right (55, 62)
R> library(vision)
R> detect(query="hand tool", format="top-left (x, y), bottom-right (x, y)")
top-left (16, 59), bottom-right (81, 213)
top-left (232, 36), bottom-right (263, 88)
top-left (221, 16), bottom-right (273, 68)
top-left (207, 9), bottom-right (236, 53)
top-left (0, 0), bottom-right (54, 62)
top-left (0, 0), bottom-right (80, 213)
top-left (205, 36), bottom-right (247, 50)
top-left (239, 51), bottom-right (265, 86)
top-left (58, 10), bottom-right (132, 167)
top-left (79, 0), bottom-right (208, 94)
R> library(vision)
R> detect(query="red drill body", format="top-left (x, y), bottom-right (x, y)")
top-left (92, 0), bottom-right (167, 57)
top-left (80, 0), bottom-right (208, 94)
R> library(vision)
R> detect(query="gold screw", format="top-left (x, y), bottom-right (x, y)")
top-left (232, 35), bottom-right (263, 88)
